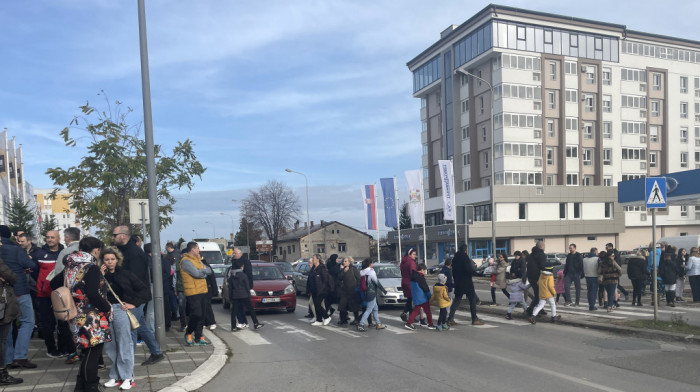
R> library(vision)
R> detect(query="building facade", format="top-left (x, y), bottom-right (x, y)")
top-left (0, 129), bottom-right (39, 233)
top-left (33, 188), bottom-right (88, 241)
top-left (400, 4), bottom-right (700, 261)
top-left (276, 220), bottom-right (371, 261)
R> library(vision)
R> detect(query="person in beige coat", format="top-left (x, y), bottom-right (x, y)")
top-left (489, 253), bottom-right (511, 306)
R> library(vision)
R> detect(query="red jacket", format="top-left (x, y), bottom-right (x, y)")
top-left (400, 255), bottom-right (417, 297)
top-left (35, 244), bottom-right (63, 298)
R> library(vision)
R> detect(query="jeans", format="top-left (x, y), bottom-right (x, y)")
top-left (360, 298), bottom-right (381, 326)
top-left (585, 277), bottom-right (599, 310)
top-left (533, 297), bottom-right (556, 317)
top-left (130, 304), bottom-right (162, 355)
top-left (676, 277), bottom-right (686, 298)
top-left (0, 323), bottom-right (11, 368)
top-left (604, 284), bottom-right (617, 309)
top-left (689, 275), bottom-right (700, 302)
top-left (177, 291), bottom-right (187, 327)
top-left (105, 304), bottom-right (135, 380)
top-left (564, 274), bottom-right (581, 304)
top-left (5, 294), bottom-right (34, 363)
top-left (169, 291), bottom-right (179, 318)
top-left (507, 300), bottom-right (528, 314)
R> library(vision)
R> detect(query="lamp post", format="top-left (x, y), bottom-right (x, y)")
top-left (456, 68), bottom-right (496, 257)
top-left (285, 169), bottom-right (311, 258)
top-left (204, 221), bottom-right (216, 238)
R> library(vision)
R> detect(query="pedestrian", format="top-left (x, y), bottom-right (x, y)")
top-left (63, 237), bottom-right (112, 392)
top-left (199, 257), bottom-right (218, 331)
top-left (100, 247), bottom-right (151, 390)
top-left (0, 242), bottom-right (23, 386)
top-left (563, 243), bottom-right (583, 306)
top-left (676, 248), bottom-right (688, 302)
top-left (164, 242), bottom-right (181, 323)
top-left (528, 265), bottom-right (561, 324)
top-left (658, 246), bottom-right (679, 307)
top-left (597, 251), bottom-right (622, 312)
top-left (227, 259), bottom-right (263, 331)
top-left (605, 243), bottom-right (629, 301)
top-left (337, 257), bottom-right (361, 326)
top-left (447, 244), bottom-right (484, 326)
top-left (307, 254), bottom-right (332, 326)
top-left (685, 248), bottom-right (700, 302)
top-left (627, 250), bottom-right (650, 307)
top-left (325, 254), bottom-right (340, 317)
top-left (404, 263), bottom-right (434, 330)
top-left (525, 241), bottom-right (547, 316)
top-left (174, 245), bottom-right (188, 332)
top-left (554, 267), bottom-right (565, 303)
top-left (179, 242), bottom-right (213, 346)
top-left (399, 248), bottom-right (418, 322)
top-left (440, 258), bottom-right (454, 300)
top-left (430, 273), bottom-right (451, 331)
top-left (489, 253), bottom-right (510, 306)
top-left (230, 248), bottom-right (253, 326)
top-left (357, 258), bottom-right (387, 332)
top-left (505, 277), bottom-right (530, 320)
top-left (582, 248), bottom-right (599, 311)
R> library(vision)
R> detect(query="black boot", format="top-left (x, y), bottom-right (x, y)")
top-left (0, 368), bottom-right (22, 386)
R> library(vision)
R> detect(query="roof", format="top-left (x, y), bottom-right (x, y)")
top-left (277, 220), bottom-right (372, 242)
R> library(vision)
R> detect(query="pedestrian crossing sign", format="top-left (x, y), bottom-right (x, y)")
top-left (645, 177), bottom-right (667, 208)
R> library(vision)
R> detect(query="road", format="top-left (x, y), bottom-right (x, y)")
top-left (203, 296), bottom-right (700, 392)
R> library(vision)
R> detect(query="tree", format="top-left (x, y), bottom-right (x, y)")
top-left (7, 198), bottom-right (35, 237)
top-left (40, 215), bottom-right (58, 239)
top-left (242, 180), bottom-right (300, 256)
top-left (45, 93), bottom-right (206, 239)
top-left (233, 217), bottom-right (263, 259)
top-left (398, 202), bottom-right (412, 230)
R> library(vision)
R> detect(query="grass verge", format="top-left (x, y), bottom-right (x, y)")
top-left (625, 313), bottom-right (700, 335)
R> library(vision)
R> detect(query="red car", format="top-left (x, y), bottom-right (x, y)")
top-left (249, 263), bottom-right (296, 313)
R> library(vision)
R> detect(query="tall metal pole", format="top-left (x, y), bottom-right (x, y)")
top-left (652, 209), bottom-right (658, 321)
top-left (139, 202), bottom-right (147, 243)
top-left (457, 68), bottom-right (496, 257)
top-left (219, 212), bottom-right (234, 241)
top-left (420, 173), bottom-right (428, 263)
top-left (137, 0), bottom-right (165, 346)
top-left (286, 169), bottom-right (311, 258)
top-left (450, 158), bottom-right (458, 252)
top-left (394, 176), bottom-right (402, 261)
top-left (375, 183), bottom-right (380, 262)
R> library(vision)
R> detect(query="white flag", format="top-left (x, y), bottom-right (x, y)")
top-left (404, 170), bottom-right (424, 225)
top-left (438, 160), bottom-right (456, 221)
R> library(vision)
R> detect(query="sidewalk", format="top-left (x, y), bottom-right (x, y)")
top-left (2, 328), bottom-right (224, 392)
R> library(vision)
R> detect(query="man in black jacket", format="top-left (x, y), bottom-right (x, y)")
top-left (563, 244), bottom-right (583, 306)
top-left (447, 244), bottom-right (484, 326)
top-left (526, 241), bottom-right (547, 316)
top-left (231, 248), bottom-right (253, 326)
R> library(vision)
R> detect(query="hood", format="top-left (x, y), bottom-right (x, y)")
top-left (540, 270), bottom-right (553, 276)
top-left (252, 278), bottom-right (290, 291)
top-left (508, 278), bottom-right (522, 285)
top-left (401, 255), bottom-right (414, 265)
top-left (66, 251), bottom-right (96, 266)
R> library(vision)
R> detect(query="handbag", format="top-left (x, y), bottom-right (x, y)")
top-left (103, 279), bottom-right (141, 330)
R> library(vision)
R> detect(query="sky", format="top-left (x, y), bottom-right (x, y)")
top-left (3, 0), bottom-right (700, 244)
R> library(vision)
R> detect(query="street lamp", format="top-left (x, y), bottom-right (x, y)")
top-left (231, 199), bottom-right (250, 255)
top-left (285, 168), bottom-right (311, 258)
top-left (456, 68), bottom-right (496, 257)
top-left (204, 221), bottom-right (216, 238)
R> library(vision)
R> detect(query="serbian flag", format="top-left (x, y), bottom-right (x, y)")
top-left (362, 185), bottom-right (377, 230)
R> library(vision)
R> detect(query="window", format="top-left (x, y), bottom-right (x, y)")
top-left (622, 148), bottom-right (646, 160)
top-left (583, 122), bottom-right (594, 139)
top-left (422, 120), bottom-right (427, 132)
top-left (602, 95), bottom-right (612, 112)
top-left (518, 203), bottom-right (527, 220)
top-left (544, 30), bottom-right (553, 44)
top-left (567, 173), bottom-right (579, 186)
top-left (621, 68), bottom-right (646, 82)
top-left (316, 244), bottom-right (325, 254)
top-left (582, 176), bottom-right (593, 186)
top-left (621, 121), bottom-right (647, 135)
top-left (464, 180), bottom-right (471, 191)
top-left (681, 76), bottom-right (688, 93)
top-left (681, 102), bottom-right (688, 118)
top-left (548, 90), bottom-right (556, 109)
top-left (462, 154), bottom-right (468, 166)
top-left (460, 74), bottom-right (469, 86)
top-left (546, 148), bottom-right (554, 165)
top-left (650, 125), bottom-right (660, 142)
top-left (548, 120), bottom-right (555, 137)
top-left (604, 176), bottom-right (613, 186)
top-left (484, 151), bottom-right (489, 169)
top-left (461, 99), bottom-right (469, 113)
top-left (649, 152), bottom-right (657, 168)
top-left (573, 202), bottom-right (581, 218)
top-left (605, 202), bottom-right (614, 218)
top-left (651, 100), bottom-right (660, 117)
top-left (338, 243), bottom-right (347, 252)
top-left (559, 203), bottom-right (566, 219)
top-left (681, 206), bottom-right (688, 217)
top-left (547, 175), bottom-right (556, 186)
top-left (479, 96), bottom-right (484, 114)
top-left (482, 126), bottom-right (487, 142)
top-left (602, 68), bottom-right (611, 85)
top-left (584, 94), bottom-right (595, 112)
top-left (681, 152), bottom-right (688, 168)
top-left (462, 126), bottom-right (469, 139)
top-left (603, 122), bottom-right (612, 139)
top-left (603, 149), bottom-right (612, 165)
top-left (565, 61), bottom-right (577, 75)
top-left (549, 61), bottom-right (556, 80)
top-left (621, 95), bottom-right (647, 109)
top-left (582, 149), bottom-right (593, 166)
top-left (465, 153), bottom-right (470, 165)
top-left (681, 127), bottom-right (688, 143)
top-left (583, 65), bottom-right (595, 84)
top-left (422, 143), bottom-right (428, 155)
top-left (652, 73), bottom-right (662, 90)
top-left (566, 146), bottom-right (578, 158)
top-left (565, 117), bottom-right (578, 132)
top-left (565, 89), bottom-right (578, 103)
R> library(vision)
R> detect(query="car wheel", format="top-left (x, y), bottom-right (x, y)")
top-left (286, 307), bottom-right (296, 313)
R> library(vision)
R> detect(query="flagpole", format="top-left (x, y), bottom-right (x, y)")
top-left (375, 182), bottom-right (380, 262)
top-left (420, 174), bottom-right (427, 263)
top-left (394, 176), bottom-right (402, 261)
top-left (450, 158), bottom-right (458, 253)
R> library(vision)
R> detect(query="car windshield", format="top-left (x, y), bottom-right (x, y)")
top-left (211, 266), bottom-right (227, 277)
top-left (202, 251), bottom-right (224, 265)
top-left (253, 265), bottom-right (285, 280)
top-left (374, 265), bottom-right (401, 279)
top-left (275, 263), bottom-right (294, 274)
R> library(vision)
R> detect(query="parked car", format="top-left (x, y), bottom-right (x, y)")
top-left (427, 262), bottom-right (445, 275)
top-left (273, 261), bottom-right (295, 281)
top-left (209, 263), bottom-right (228, 302)
top-left (373, 263), bottom-right (406, 307)
top-left (292, 261), bottom-right (311, 296)
top-left (221, 263), bottom-right (296, 312)
top-left (291, 258), bottom-right (309, 267)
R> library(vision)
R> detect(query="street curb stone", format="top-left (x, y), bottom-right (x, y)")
top-left (159, 330), bottom-right (228, 392)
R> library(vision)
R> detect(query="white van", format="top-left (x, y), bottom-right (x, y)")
top-left (657, 235), bottom-right (700, 251)
top-left (181, 241), bottom-right (226, 265)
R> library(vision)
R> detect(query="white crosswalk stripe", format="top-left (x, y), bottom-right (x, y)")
top-left (555, 308), bottom-right (627, 320)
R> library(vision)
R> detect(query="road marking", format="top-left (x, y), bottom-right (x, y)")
top-left (229, 328), bottom-right (272, 345)
top-left (476, 351), bottom-right (625, 392)
top-left (466, 313), bottom-right (529, 326)
top-left (264, 320), bottom-right (323, 341)
top-left (555, 309), bottom-right (627, 320)
top-left (594, 309), bottom-right (654, 317)
top-left (378, 315), bottom-right (418, 333)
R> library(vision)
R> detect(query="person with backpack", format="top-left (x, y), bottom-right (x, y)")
top-left (337, 257), bottom-right (361, 326)
top-left (227, 259), bottom-right (263, 331)
top-left (307, 254), bottom-right (332, 326)
top-left (404, 263), bottom-right (435, 330)
top-left (357, 258), bottom-right (387, 332)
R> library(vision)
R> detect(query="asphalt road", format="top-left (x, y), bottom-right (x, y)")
top-left (203, 296), bottom-right (700, 392)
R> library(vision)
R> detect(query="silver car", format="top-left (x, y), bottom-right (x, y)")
top-left (210, 264), bottom-right (228, 302)
top-left (372, 263), bottom-right (407, 307)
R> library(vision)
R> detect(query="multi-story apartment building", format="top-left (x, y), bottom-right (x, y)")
top-left (395, 4), bottom-right (700, 262)
top-left (0, 129), bottom-right (39, 231)
top-left (33, 188), bottom-right (88, 241)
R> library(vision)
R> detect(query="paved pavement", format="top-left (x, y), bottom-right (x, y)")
top-left (2, 328), bottom-right (216, 392)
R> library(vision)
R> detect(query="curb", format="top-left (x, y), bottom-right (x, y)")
top-left (159, 330), bottom-right (229, 392)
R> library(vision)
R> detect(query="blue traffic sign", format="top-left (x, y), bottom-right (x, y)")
top-left (645, 177), bottom-right (667, 208)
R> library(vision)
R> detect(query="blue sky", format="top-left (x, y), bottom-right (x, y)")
top-left (3, 0), bottom-right (700, 243)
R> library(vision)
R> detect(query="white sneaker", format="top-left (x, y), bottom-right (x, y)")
top-left (104, 379), bottom-right (121, 388)
top-left (209, 324), bottom-right (217, 330)
top-left (322, 317), bottom-right (331, 326)
top-left (311, 321), bottom-right (323, 326)
top-left (242, 323), bottom-right (249, 329)
top-left (119, 379), bottom-right (135, 390)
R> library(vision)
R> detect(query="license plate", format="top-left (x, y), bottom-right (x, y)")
top-left (399, 294), bottom-right (403, 299)
top-left (261, 297), bottom-right (280, 303)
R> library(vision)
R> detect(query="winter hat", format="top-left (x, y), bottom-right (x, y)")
top-left (0, 225), bottom-right (11, 239)
top-left (437, 273), bottom-right (447, 284)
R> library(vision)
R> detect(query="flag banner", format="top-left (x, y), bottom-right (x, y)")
top-left (438, 160), bottom-right (456, 221)
top-left (380, 177), bottom-right (397, 228)
top-left (404, 170), bottom-right (424, 225)
top-left (361, 184), bottom-right (377, 230)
